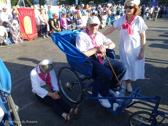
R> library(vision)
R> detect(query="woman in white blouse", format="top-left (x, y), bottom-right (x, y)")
top-left (103, 0), bottom-right (148, 92)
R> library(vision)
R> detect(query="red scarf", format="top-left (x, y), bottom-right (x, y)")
top-left (86, 29), bottom-right (103, 64)
top-left (36, 65), bottom-right (53, 90)
top-left (122, 16), bottom-right (135, 35)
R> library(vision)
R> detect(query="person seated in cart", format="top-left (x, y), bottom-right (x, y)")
top-left (76, 16), bottom-right (127, 108)
top-left (30, 59), bottom-right (79, 124)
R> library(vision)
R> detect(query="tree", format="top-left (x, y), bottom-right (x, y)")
top-left (11, 0), bottom-right (17, 6)
top-left (39, 0), bottom-right (46, 5)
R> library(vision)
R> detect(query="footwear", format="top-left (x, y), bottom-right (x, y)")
top-left (127, 83), bottom-right (133, 93)
top-left (43, 35), bottom-right (46, 39)
top-left (109, 89), bottom-right (116, 96)
top-left (98, 93), bottom-right (111, 108)
top-left (46, 35), bottom-right (49, 38)
top-left (65, 109), bottom-right (74, 124)
top-left (74, 104), bottom-right (81, 119)
top-left (122, 81), bottom-right (127, 90)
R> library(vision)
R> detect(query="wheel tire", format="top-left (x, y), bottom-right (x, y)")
top-left (58, 67), bottom-right (83, 104)
top-left (129, 111), bottom-right (157, 126)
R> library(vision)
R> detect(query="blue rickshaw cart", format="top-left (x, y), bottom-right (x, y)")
top-left (0, 59), bottom-right (22, 126)
top-left (51, 30), bottom-right (165, 126)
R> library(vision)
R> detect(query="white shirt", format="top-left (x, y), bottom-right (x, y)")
top-left (76, 30), bottom-right (112, 52)
top-left (0, 12), bottom-right (9, 22)
top-left (30, 66), bottom-right (59, 98)
top-left (0, 26), bottom-right (7, 36)
top-left (114, 15), bottom-right (148, 81)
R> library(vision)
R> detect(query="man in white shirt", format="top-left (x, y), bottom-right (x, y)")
top-left (0, 26), bottom-right (9, 45)
top-left (30, 59), bottom-right (78, 124)
top-left (76, 16), bottom-right (126, 108)
top-left (0, 7), bottom-right (11, 29)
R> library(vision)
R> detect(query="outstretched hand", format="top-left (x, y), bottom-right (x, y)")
top-left (97, 45), bottom-right (106, 54)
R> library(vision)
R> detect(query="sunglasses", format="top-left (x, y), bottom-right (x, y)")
top-left (89, 24), bottom-right (98, 27)
top-left (125, 6), bottom-right (134, 9)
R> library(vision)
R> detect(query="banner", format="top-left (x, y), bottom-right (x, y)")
top-left (18, 8), bottom-right (37, 40)
top-left (150, 1), bottom-right (158, 7)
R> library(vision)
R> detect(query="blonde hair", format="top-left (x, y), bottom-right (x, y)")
top-left (124, 4), bottom-right (140, 16)
top-left (133, 5), bottom-right (140, 16)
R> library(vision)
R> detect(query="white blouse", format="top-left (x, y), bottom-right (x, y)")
top-left (30, 66), bottom-right (59, 98)
top-left (76, 30), bottom-right (112, 52)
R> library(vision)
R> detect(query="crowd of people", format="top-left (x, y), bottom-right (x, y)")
top-left (0, 3), bottom-right (167, 45)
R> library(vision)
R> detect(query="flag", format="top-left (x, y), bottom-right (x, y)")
top-left (17, 8), bottom-right (37, 40)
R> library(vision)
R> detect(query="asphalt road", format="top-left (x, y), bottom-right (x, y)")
top-left (0, 15), bottom-right (168, 126)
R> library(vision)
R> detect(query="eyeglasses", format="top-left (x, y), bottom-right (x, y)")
top-left (125, 6), bottom-right (134, 9)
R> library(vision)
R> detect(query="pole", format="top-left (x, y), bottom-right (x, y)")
top-left (105, 55), bottom-right (122, 88)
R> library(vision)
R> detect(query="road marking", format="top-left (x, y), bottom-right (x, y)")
top-left (148, 27), bottom-right (168, 31)
top-left (19, 101), bottom-right (36, 112)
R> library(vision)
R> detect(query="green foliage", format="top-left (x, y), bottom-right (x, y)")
top-left (11, 0), bottom-right (17, 6)
top-left (39, 0), bottom-right (46, 5)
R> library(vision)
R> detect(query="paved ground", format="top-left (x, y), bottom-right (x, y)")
top-left (0, 15), bottom-right (168, 126)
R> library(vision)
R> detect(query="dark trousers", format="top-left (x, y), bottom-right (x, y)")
top-left (35, 94), bottom-right (71, 116)
top-left (40, 25), bottom-right (48, 36)
top-left (90, 57), bottom-right (126, 97)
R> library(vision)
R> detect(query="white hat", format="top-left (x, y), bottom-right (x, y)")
top-left (124, 0), bottom-right (140, 6)
top-left (39, 59), bottom-right (54, 71)
top-left (87, 16), bottom-right (100, 25)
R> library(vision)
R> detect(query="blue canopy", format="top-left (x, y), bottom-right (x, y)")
top-left (51, 30), bottom-right (93, 78)
top-left (0, 58), bottom-right (12, 94)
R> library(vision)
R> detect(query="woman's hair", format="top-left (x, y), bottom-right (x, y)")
top-left (76, 5), bottom-right (80, 10)
top-left (62, 13), bottom-right (66, 17)
top-left (124, 4), bottom-right (140, 16)
top-left (133, 5), bottom-right (140, 16)
top-left (52, 13), bottom-right (58, 17)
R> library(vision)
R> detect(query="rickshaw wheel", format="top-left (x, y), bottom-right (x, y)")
top-left (129, 111), bottom-right (157, 126)
top-left (58, 67), bottom-right (83, 104)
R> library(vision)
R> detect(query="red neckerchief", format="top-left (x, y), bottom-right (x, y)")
top-left (36, 65), bottom-right (53, 90)
top-left (86, 28), bottom-right (103, 64)
top-left (122, 16), bottom-right (135, 35)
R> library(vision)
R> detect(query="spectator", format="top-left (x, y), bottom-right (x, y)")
top-left (50, 13), bottom-right (61, 33)
top-left (153, 5), bottom-right (159, 21)
top-left (12, 6), bottom-right (19, 21)
top-left (0, 25), bottom-right (9, 46)
top-left (159, 6), bottom-right (164, 18)
top-left (145, 5), bottom-right (149, 19)
top-left (34, 5), bottom-right (41, 36)
top-left (39, 9), bottom-right (49, 38)
top-left (141, 5), bottom-right (146, 19)
top-left (0, 7), bottom-right (12, 38)
top-left (76, 10), bottom-right (83, 30)
top-left (100, 11), bottom-right (107, 28)
top-left (47, 5), bottom-right (54, 33)
top-left (9, 20), bottom-right (23, 44)
top-left (60, 13), bottom-right (68, 31)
